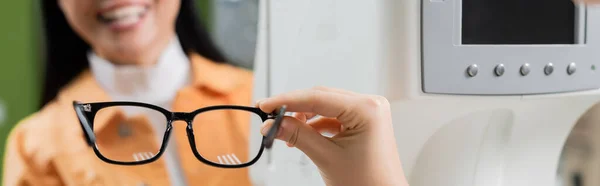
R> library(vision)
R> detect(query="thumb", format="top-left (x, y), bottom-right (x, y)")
top-left (261, 116), bottom-right (339, 161)
top-left (309, 117), bottom-right (343, 136)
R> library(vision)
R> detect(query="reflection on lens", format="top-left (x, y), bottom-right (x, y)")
top-left (94, 106), bottom-right (167, 163)
top-left (192, 109), bottom-right (263, 165)
top-left (216, 153), bottom-right (243, 165)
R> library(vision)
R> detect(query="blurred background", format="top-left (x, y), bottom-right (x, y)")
top-left (1, 1), bottom-right (598, 186)
top-left (0, 0), bottom-right (258, 180)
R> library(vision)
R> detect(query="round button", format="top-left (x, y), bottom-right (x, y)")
top-left (567, 62), bottom-right (577, 75)
top-left (466, 64), bottom-right (479, 77)
top-left (520, 63), bottom-right (531, 76)
top-left (118, 123), bottom-right (133, 138)
top-left (494, 64), bottom-right (505, 76)
top-left (544, 63), bottom-right (554, 75)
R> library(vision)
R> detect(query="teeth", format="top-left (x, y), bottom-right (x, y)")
top-left (101, 5), bottom-right (145, 20)
top-left (114, 14), bottom-right (140, 26)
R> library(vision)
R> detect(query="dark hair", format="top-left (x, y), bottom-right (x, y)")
top-left (40, 0), bottom-right (226, 107)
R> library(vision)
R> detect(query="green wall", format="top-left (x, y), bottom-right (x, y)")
top-left (198, 0), bottom-right (214, 30)
top-left (0, 0), bottom-right (40, 182)
top-left (0, 0), bottom-right (213, 182)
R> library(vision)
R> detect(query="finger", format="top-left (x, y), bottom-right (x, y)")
top-left (260, 120), bottom-right (283, 138)
top-left (261, 116), bottom-right (339, 160)
top-left (258, 89), bottom-right (359, 121)
top-left (312, 86), bottom-right (362, 97)
top-left (260, 120), bottom-right (297, 148)
top-left (293, 112), bottom-right (319, 122)
top-left (304, 112), bottom-right (318, 121)
top-left (292, 112), bottom-right (308, 123)
top-left (308, 117), bottom-right (342, 136)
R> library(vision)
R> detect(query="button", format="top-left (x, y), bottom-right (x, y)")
top-left (544, 63), bottom-right (554, 75)
top-left (520, 63), bottom-right (531, 76)
top-left (83, 171), bottom-right (104, 185)
top-left (85, 171), bottom-right (96, 181)
top-left (494, 64), bottom-right (505, 76)
top-left (118, 123), bottom-right (133, 138)
top-left (466, 64), bottom-right (478, 77)
top-left (567, 62), bottom-right (577, 75)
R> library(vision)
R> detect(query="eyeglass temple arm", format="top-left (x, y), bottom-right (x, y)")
top-left (73, 101), bottom-right (96, 146)
top-left (263, 105), bottom-right (287, 149)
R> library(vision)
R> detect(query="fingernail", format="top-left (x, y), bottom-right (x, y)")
top-left (255, 99), bottom-right (265, 105)
top-left (260, 121), bottom-right (272, 136)
top-left (260, 125), bottom-right (268, 136)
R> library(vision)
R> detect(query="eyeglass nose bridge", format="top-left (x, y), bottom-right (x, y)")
top-left (171, 112), bottom-right (192, 122)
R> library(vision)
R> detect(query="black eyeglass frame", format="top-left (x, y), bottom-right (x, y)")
top-left (73, 101), bottom-right (285, 168)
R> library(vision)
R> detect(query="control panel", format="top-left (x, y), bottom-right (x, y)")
top-left (465, 62), bottom-right (585, 78)
top-left (422, 0), bottom-right (600, 95)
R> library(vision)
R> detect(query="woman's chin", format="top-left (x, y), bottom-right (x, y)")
top-left (107, 33), bottom-right (155, 56)
top-left (95, 46), bottom-right (146, 65)
top-left (97, 28), bottom-right (167, 64)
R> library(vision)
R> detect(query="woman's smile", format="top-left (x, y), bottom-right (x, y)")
top-left (97, 2), bottom-right (150, 32)
top-left (55, 0), bottom-right (180, 64)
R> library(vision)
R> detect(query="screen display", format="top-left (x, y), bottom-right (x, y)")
top-left (462, 0), bottom-right (579, 45)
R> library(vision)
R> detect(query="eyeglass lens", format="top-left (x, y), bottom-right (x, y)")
top-left (191, 109), bottom-right (263, 165)
top-left (91, 105), bottom-right (263, 166)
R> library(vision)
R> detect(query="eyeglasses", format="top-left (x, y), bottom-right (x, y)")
top-left (73, 101), bottom-right (285, 168)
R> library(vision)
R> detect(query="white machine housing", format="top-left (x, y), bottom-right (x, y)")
top-left (249, 1), bottom-right (600, 186)
top-left (423, 0), bottom-right (600, 95)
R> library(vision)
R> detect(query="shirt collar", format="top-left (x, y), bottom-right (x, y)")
top-left (59, 53), bottom-right (244, 103)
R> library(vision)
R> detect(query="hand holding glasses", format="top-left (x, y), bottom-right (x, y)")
top-left (73, 101), bottom-right (286, 168)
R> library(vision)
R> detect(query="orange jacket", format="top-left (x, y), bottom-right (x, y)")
top-left (3, 54), bottom-right (255, 186)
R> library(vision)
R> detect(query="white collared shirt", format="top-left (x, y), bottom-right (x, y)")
top-left (88, 36), bottom-right (189, 186)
